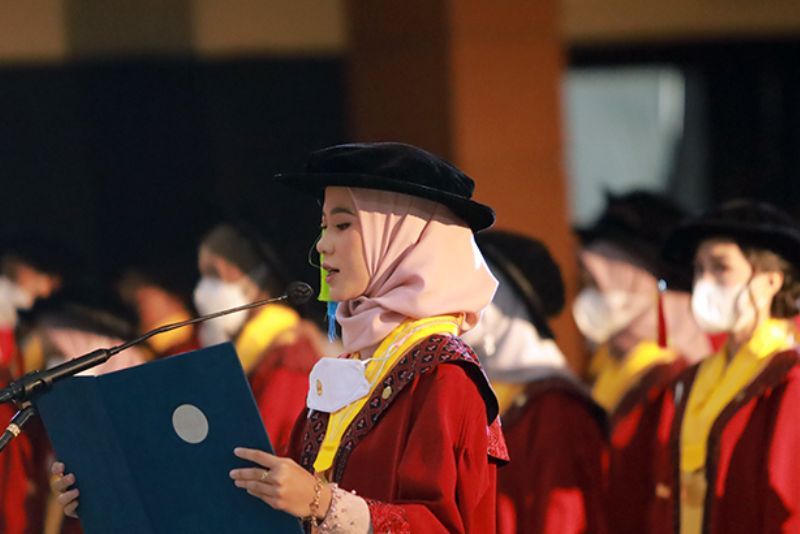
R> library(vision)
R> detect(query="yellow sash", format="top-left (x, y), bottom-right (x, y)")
top-left (491, 382), bottom-right (528, 415)
top-left (234, 304), bottom-right (300, 374)
top-left (313, 315), bottom-right (461, 473)
top-left (146, 311), bottom-right (194, 355)
top-left (680, 318), bottom-right (796, 534)
top-left (591, 341), bottom-right (676, 412)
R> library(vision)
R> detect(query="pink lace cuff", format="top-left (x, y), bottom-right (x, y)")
top-left (318, 485), bottom-right (371, 534)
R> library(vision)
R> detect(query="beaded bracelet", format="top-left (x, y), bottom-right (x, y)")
top-left (317, 483), bottom-right (340, 532)
top-left (305, 476), bottom-right (325, 527)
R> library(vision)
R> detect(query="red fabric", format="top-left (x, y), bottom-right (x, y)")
top-left (648, 349), bottom-right (800, 533)
top-left (248, 335), bottom-right (318, 455)
top-left (496, 378), bottom-right (608, 534)
top-left (0, 404), bottom-right (49, 534)
top-left (0, 337), bottom-right (49, 534)
top-left (606, 359), bottom-right (687, 534)
top-left (0, 327), bottom-right (15, 367)
top-left (288, 335), bottom-right (502, 534)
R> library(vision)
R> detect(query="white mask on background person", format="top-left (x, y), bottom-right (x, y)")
top-left (691, 279), bottom-right (757, 334)
top-left (0, 276), bottom-right (35, 325)
top-left (306, 357), bottom-right (374, 413)
top-left (572, 287), bottom-right (652, 344)
top-left (193, 276), bottom-right (250, 341)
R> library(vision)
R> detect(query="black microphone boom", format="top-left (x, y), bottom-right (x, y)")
top-left (0, 281), bottom-right (314, 406)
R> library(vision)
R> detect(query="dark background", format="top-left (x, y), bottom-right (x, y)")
top-left (0, 57), bottom-right (346, 304)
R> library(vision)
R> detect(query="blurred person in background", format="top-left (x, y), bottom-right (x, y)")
top-left (0, 235), bottom-right (66, 378)
top-left (193, 222), bottom-right (321, 453)
top-left (649, 200), bottom-right (800, 533)
top-left (463, 230), bottom-right (608, 534)
top-left (19, 285), bottom-right (148, 534)
top-left (0, 234), bottom-right (66, 534)
top-left (117, 264), bottom-right (199, 359)
top-left (572, 192), bottom-right (710, 533)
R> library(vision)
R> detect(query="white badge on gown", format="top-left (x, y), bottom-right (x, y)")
top-left (306, 357), bottom-right (373, 413)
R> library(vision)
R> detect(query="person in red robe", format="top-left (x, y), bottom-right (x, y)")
top-left (117, 266), bottom-right (200, 359)
top-left (462, 230), bottom-right (608, 534)
top-left (648, 200), bottom-right (800, 533)
top-left (239, 143), bottom-right (506, 532)
top-left (0, 236), bottom-right (65, 534)
top-left (193, 222), bottom-right (322, 453)
top-left (572, 192), bottom-right (710, 533)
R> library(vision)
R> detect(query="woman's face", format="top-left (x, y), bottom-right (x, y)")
top-left (694, 239), bottom-right (755, 289)
top-left (316, 187), bottom-right (370, 302)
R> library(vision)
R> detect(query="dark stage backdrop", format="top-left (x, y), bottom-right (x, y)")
top-left (0, 57), bottom-right (346, 318)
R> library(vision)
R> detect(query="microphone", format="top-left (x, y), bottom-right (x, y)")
top-left (0, 281), bottom-right (314, 406)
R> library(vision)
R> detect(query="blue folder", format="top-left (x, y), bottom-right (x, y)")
top-left (34, 343), bottom-right (303, 534)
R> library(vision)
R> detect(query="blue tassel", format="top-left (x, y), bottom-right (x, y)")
top-left (326, 301), bottom-right (339, 342)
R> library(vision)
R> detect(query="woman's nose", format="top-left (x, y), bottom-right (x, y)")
top-left (316, 231), bottom-right (331, 255)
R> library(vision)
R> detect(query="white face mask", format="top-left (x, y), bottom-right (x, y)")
top-left (306, 357), bottom-right (375, 413)
top-left (691, 279), bottom-right (757, 334)
top-left (572, 288), bottom-right (651, 344)
top-left (192, 276), bottom-right (250, 340)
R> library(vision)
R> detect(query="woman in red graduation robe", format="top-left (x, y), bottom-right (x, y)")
top-left (464, 230), bottom-right (608, 534)
top-left (193, 222), bottom-right (321, 454)
top-left (649, 200), bottom-right (800, 533)
top-left (244, 143), bottom-right (506, 532)
top-left (572, 192), bottom-right (710, 533)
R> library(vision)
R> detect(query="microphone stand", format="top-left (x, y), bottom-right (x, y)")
top-left (0, 281), bottom-right (313, 453)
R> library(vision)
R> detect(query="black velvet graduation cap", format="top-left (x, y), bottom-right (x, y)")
top-left (476, 230), bottom-right (564, 340)
top-left (274, 142), bottom-right (495, 232)
top-left (663, 199), bottom-right (800, 270)
top-left (576, 191), bottom-right (691, 290)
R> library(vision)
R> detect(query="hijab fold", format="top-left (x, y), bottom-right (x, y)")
top-left (336, 188), bottom-right (498, 354)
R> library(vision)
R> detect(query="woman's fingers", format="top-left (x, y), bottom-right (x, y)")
top-left (229, 467), bottom-right (276, 485)
top-left (56, 488), bottom-right (80, 507)
top-left (52, 473), bottom-right (76, 492)
top-left (233, 447), bottom-right (279, 468)
top-left (63, 500), bottom-right (79, 518)
top-left (51, 462), bottom-right (65, 477)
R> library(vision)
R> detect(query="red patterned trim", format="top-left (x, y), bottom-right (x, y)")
top-left (487, 417), bottom-right (510, 463)
top-left (297, 334), bottom-right (501, 480)
top-left (365, 500), bottom-right (411, 533)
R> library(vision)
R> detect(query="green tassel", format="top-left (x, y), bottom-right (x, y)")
top-left (319, 248), bottom-right (337, 341)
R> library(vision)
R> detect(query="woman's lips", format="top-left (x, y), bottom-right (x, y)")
top-left (324, 266), bottom-right (340, 283)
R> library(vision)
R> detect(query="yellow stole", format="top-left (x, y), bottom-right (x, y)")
top-left (234, 304), bottom-right (300, 374)
top-left (146, 311), bottom-right (194, 355)
top-left (313, 315), bottom-right (461, 473)
top-left (591, 341), bottom-right (676, 413)
top-left (680, 318), bottom-right (796, 534)
top-left (491, 382), bottom-right (528, 415)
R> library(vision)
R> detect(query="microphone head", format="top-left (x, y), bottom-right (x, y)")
top-left (285, 281), bottom-right (314, 306)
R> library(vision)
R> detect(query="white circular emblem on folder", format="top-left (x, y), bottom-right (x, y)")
top-left (172, 404), bottom-right (209, 444)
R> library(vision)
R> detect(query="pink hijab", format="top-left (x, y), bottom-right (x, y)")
top-left (335, 188), bottom-right (498, 354)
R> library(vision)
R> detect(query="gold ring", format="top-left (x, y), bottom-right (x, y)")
top-left (260, 469), bottom-right (270, 482)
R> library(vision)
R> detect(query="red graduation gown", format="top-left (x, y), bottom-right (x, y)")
top-left (288, 334), bottom-right (508, 533)
top-left (607, 359), bottom-right (687, 534)
top-left (248, 333), bottom-right (319, 456)
top-left (0, 340), bottom-right (49, 534)
top-left (648, 348), bottom-right (800, 533)
top-left (496, 374), bottom-right (608, 534)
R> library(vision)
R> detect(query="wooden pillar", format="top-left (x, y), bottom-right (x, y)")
top-left (347, 0), bottom-right (583, 369)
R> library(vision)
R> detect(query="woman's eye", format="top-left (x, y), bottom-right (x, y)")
top-left (336, 223), bottom-right (351, 231)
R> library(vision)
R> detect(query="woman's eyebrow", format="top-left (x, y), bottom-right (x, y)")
top-left (330, 206), bottom-right (355, 216)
